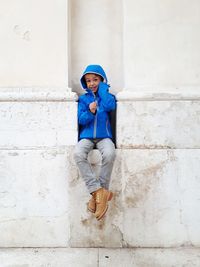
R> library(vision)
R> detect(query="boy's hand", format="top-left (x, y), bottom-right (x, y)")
top-left (99, 81), bottom-right (110, 92)
top-left (89, 102), bottom-right (97, 113)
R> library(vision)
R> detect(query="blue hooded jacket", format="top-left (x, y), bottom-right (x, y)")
top-left (78, 65), bottom-right (116, 140)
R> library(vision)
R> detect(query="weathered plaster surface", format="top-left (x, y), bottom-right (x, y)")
top-left (0, 248), bottom-right (199, 267)
top-left (68, 149), bottom-right (200, 248)
top-left (0, 88), bottom-right (77, 102)
top-left (0, 148), bottom-right (71, 247)
top-left (99, 248), bottom-right (200, 267)
top-left (0, 248), bottom-right (98, 267)
top-left (122, 149), bottom-right (200, 247)
top-left (117, 100), bottom-right (200, 148)
top-left (0, 100), bottom-right (77, 147)
top-left (0, 94), bottom-right (199, 250)
top-left (0, 0), bottom-right (68, 87)
top-left (123, 0), bottom-right (200, 89)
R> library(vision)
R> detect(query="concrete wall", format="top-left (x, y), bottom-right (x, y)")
top-left (0, 0), bottom-right (200, 266)
top-left (0, 0), bottom-right (76, 249)
top-left (123, 0), bottom-right (200, 91)
top-left (0, 0), bottom-right (68, 87)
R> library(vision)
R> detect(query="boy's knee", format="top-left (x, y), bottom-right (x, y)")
top-left (102, 149), bottom-right (116, 162)
top-left (74, 147), bottom-right (86, 162)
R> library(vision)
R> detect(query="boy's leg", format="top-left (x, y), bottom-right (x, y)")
top-left (96, 138), bottom-right (116, 190)
top-left (74, 139), bottom-right (101, 194)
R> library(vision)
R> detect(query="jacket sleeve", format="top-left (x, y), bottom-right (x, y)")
top-left (98, 82), bottom-right (116, 111)
top-left (78, 97), bottom-right (95, 125)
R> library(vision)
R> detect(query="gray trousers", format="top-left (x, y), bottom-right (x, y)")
top-left (74, 138), bottom-right (116, 194)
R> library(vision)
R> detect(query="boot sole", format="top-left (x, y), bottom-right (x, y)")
top-left (96, 191), bottom-right (113, 220)
top-left (87, 205), bottom-right (95, 213)
top-left (97, 205), bottom-right (108, 221)
top-left (108, 192), bottom-right (113, 201)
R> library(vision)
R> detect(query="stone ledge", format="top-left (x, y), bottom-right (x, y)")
top-left (117, 100), bottom-right (200, 148)
top-left (0, 248), bottom-right (199, 267)
top-left (0, 87), bottom-right (77, 102)
top-left (0, 100), bottom-right (77, 147)
top-left (117, 90), bottom-right (200, 101)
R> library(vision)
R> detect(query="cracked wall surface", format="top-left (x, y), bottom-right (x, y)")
top-left (0, 97), bottom-right (77, 247)
top-left (1, 97), bottom-right (199, 249)
top-left (68, 148), bottom-right (200, 248)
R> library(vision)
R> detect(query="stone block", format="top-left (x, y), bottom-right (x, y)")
top-left (0, 248), bottom-right (98, 267)
top-left (122, 149), bottom-right (200, 247)
top-left (117, 101), bottom-right (200, 148)
top-left (0, 101), bottom-right (77, 147)
top-left (99, 248), bottom-right (200, 267)
top-left (0, 148), bottom-right (70, 247)
top-left (0, 248), bottom-right (199, 266)
top-left (68, 148), bottom-right (200, 248)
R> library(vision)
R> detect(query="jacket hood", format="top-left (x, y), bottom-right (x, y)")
top-left (80, 65), bottom-right (108, 89)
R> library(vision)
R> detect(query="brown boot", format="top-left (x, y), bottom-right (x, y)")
top-left (87, 195), bottom-right (96, 213)
top-left (87, 191), bottom-right (113, 213)
top-left (92, 188), bottom-right (113, 220)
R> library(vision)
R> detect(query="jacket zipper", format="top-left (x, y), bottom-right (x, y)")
top-left (93, 93), bottom-right (98, 138)
top-left (106, 119), bottom-right (110, 136)
top-left (93, 114), bottom-right (97, 138)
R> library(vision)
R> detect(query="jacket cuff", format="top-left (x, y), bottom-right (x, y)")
top-left (88, 109), bottom-right (96, 116)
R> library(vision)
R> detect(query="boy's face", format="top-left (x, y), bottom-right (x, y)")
top-left (84, 73), bottom-right (102, 93)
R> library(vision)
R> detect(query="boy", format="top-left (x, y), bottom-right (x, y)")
top-left (74, 65), bottom-right (116, 221)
